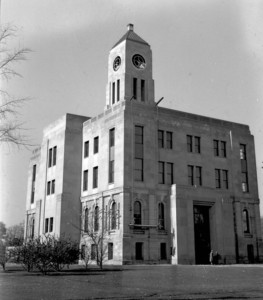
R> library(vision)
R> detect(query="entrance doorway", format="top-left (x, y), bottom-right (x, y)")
top-left (135, 242), bottom-right (143, 260)
top-left (194, 205), bottom-right (211, 264)
top-left (247, 244), bottom-right (254, 263)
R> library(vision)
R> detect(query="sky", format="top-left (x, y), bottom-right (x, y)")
top-left (0, 0), bottom-right (263, 226)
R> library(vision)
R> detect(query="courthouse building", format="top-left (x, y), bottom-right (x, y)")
top-left (25, 24), bottom-right (263, 265)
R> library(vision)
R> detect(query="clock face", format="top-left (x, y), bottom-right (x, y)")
top-left (113, 56), bottom-right (121, 71)
top-left (132, 54), bottom-right (146, 69)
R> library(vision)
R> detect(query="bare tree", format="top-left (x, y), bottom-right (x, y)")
top-left (0, 25), bottom-right (32, 147)
top-left (80, 205), bottom-right (120, 269)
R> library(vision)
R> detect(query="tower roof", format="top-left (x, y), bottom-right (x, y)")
top-left (112, 24), bottom-right (149, 49)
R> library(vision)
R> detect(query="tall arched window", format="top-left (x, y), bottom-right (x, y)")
top-left (134, 201), bottom-right (142, 225)
top-left (84, 208), bottom-right (89, 232)
top-left (111, 202), bottom-right (116, 230)
top-left (158, 203), bottom-right (165, 229)
top-left (243, 209), bottom-right (250, 233)
top-left (94, 206), bottom-right (99, 231)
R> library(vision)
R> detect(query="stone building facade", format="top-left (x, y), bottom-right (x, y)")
top-left (25, 24), bottom-right (263, 265)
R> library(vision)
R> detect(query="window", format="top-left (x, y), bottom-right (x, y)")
top-left (240, 144), bottom-right (249, 192)
top-left (243, 209), bottom-right (250, 233)
top-left (117, 80), bottom-right (120, 102)
top-left (215, 169), bottom-right (221, 188)
top-left (81, 245), bottom-right (86, 259)
top-left (91, 244), bottom-right (96, 260)
top-left (194, 137), bottom-right (201, 153)
top-left (187, 135), bottom-right (193, 152)
top-left (134, 126), bottom-right (144, 181)
top-left (111, 202), bottom-right (117, 230)
top-left (134, 201), bottom-right (142, 225)
top-left (214, 139), bottom-right (227, 157)
top-left (195, 166), bottom-right (202, 186)
top-left (48, 148), bottom-right (52, 167)
top-left (83, 170), bottom-right (88, 191)
top-left (221, 141), bottom-right (226, 157)
top-left (133, 78), bottom-right (137, 99)
top-left (93, 167), bottom-right (98, 188)
top-left (135, 242), bottom-right (143, 260)
top-left (109, 128), bottom-right (115, 183)
top-left (48, 146), bottom-right (57, 167)
top-left (53, 146), bottom-right (57, 166)
top-left (188, 165), bottom-right (202, 186)
top-left (158, 203), bottom-right (165, 229)
top-left (47, 181), bottom-right (51, 195)
top-left (213, 140), bottom-right (219, 156)
top-left (109, 128), bottom-right (115, 147)
top-left (240, 144), bottom-right (246, 160)
top-left (158, 161), bottom-right (165, 184)
top-left (109, 161), bottom-right (114, 183)
top-left (188, 165), bottom-right (194, 185)
top-left (160, 243), bottom-right (167, 260)
top-left (141, 79), bottom-right (145, 101)
top-left (222, 170), bottom-right (229, 189)
top-left (84, 208), bottom-right (89, 232)
top-left (112, 82), bottom-right (115, 104)
top-left (49, 217), bottom-right (53, 232)
top-left (166, 162), bottom-right (174, 185)
top-left (108, 243), bottom-right (113, 260)
top-left (187, 135), bottom-right (200, 153)
top-left (94, 206), bottom-right (99, 231)
top-left (51, 180), bottom-right (55, 194)
top-left (166, 132), bottom-right (173, 149)
top-left (94, 137), bottom-right (99, 154)
top-left (158, 130), bottom-right (164, 148)
top-left (31, 164), bottom-right (36, 204)
top-left (45, 218), bottom-right (49, 233)
top-left (84, 141), bottom-right (89, 158)
top-left (215, 169), bottom-right (229, 189)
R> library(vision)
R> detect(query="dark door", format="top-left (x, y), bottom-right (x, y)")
top-left (194, 205), bottom-right (211, 264)
top-left (160, 243), bottom-right (167, 260)
top-left (247, 244), bottom-right (254, 263)
top-left (135, 242), bottom-right (143, 260)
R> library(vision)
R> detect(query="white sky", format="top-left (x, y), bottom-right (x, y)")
top-left (0, 0), bottom-right (263, 226)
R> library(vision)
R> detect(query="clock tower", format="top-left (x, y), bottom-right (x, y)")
top-left (105, 24), bottom-right (155, 108)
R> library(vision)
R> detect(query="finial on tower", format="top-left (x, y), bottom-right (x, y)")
top-left (127, 24), bottom-right (134, 31)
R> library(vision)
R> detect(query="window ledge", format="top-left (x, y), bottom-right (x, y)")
top-left (244, 233), bottom-right (253, 238)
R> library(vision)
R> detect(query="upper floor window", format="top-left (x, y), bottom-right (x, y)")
top-left (166, 162), bottom-right (174, 185)
top-left (214, 139), bottom-right (227, 157)
top-left (158, 130), bottom-right (164, 148)
top-left (84, 141), bottom-right (89, 158)
top-left (31, 164), bottom-right (37, 204)
top-left (133, 78), bottom-right (137, 99)
top-left (47, 180), bottom-right (55, 195)
top-left (48, 146), bottom-right (57, 167)
top-left (134, 201), bottom-right (142, 225)
top-left (83, 170), bottom-right (88, 191)
top-left (158, 161), bottom-right (165, 184)
top-left (187, 135), bottom-right (200, 153)
top-left (242, 209), bottom-right (250, 233)
top-left (158, 203), bottom-right (165, 230)
top-left (141, 80), bottom-right (145, 102)
top-left (188, 165), bottom-right (202, 186)
top-left (93, 167), bottom-right (98, 188)
top-left (166, 132), bottom-right (173, 149)
top-left (109, 128), bottom-right (115, 147)
top-left (240, 144), bottom-right (246, 160)
top-left (134, 126), bottom-right (144, 181)
top-left (94, 137), bottom-right (99, 154)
